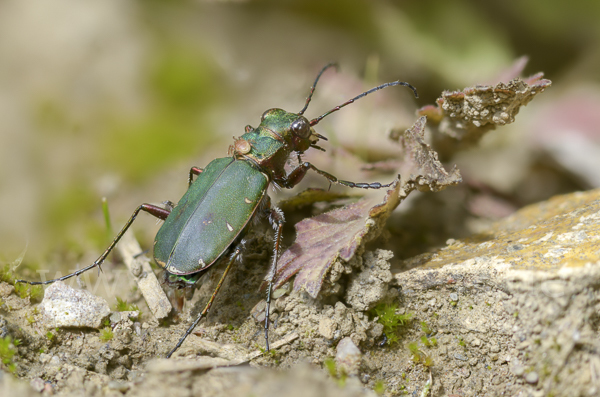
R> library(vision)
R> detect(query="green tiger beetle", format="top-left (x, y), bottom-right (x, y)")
top-left (17, 63), bottom-right (417, 358)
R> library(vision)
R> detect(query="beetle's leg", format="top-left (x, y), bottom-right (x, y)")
top-left (16, 204), bottom-right (170, 286)
top-left (280, 161), bottom-right (396, 189)
top-left (188, 167), bottom-right (204, 187)
top-left (264, 206), bottom-right (285, 351)
top-left (166, 246), bottom-right (241, 358)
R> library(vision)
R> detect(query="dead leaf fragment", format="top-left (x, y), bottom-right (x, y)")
top-left (396, 116), bottom-right (462, 193)
top-left (272, 180), bottom-right (400, 298)
top-left (418, 74), bottom-right (551, 159)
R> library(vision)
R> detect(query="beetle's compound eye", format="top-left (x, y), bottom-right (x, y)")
top-left (291, 118), bottom-right (310, 139)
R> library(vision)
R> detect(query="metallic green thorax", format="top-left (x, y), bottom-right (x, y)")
top-left (236, 108), bottom-right (316, 182)
top-left (154, 157), bottom-right (268, 275)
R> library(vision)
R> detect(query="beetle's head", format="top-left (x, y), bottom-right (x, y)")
top-left (259, 108), bottom-right (323, 154)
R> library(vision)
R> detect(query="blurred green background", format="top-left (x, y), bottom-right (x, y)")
top-left (1, 0), bottom-right (599, 274)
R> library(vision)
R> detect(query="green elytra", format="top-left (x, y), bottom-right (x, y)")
top-left (16, 63), bottom-right (418, 358)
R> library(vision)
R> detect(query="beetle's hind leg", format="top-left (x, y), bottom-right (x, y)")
top-left (166, 246), bottom-right (241, 358)
top-left (16, 203), bottom-right (171, 286)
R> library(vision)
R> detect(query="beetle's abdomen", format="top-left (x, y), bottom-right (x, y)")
top-left (154, 157), bottom-right (268, 275)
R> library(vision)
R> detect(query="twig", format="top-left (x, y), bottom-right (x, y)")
top-left (238, 332), bottom-right (299, 363)
top-left (116, 230), bottom-right (172, 319)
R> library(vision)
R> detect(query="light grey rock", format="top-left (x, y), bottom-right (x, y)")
top-left (41, 281), bottom-right (110, 329)
top-left (335, 337), bottom-right (362, 376)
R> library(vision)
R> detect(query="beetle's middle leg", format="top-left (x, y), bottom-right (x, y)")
top-left (166, 245), bottom-right (241, 358)
top-left (16, 203), bottom-right (171, 286)
top-left (264, 206), bottom-right (285, 351)
top-left (188, 166), bottom-right (204, 187)
top-left (280, 161), bottom-right (397, 190)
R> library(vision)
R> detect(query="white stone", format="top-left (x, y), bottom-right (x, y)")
top-left (41, 281), bottom-right (110, 329)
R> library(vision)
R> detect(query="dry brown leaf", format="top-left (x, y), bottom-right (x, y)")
top-left (418, 73), bottom-right (551, 159)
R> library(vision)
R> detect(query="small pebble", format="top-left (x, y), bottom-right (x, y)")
top-left (525, 371), bottom-right (539, 384)
top-left (511, 365), bottom-right (525, 376)
top-left (108, 380), bottom-right (130, 392)
top-left (335, 337), bottom-right (362, 375)
top-left (43, 382), bottom-right (55, 395)
top-left (449, 293), bottom-right (459, 302)
top-left (110, 312), bottom-right (122, 323)
top-left (272, 288), bottom-right (288, 300)
top-left (30, 378), bottom-right (45, 392)
top-left (454, 353), bottom-right (468, 361)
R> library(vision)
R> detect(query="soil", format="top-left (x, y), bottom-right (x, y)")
top-left (2, 188), bottom-right (600, 396)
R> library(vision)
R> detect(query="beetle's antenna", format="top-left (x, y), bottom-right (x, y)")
top-left (309, 81), bottom-right (418, 126)
top-left (298, 63), bottom-right (338, 116)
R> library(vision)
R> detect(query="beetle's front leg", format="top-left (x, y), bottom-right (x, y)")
top-left (264, 206), bottom-right (285, 351)
top-left (280, 161), bottom-right (396, 190)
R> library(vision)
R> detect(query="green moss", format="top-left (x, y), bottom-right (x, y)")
top-left (14, 283), bottom-right (30, 299)
top-left (420, 321), bottom-right (432, 334)
top-left (421, 335), bottom-right (431, 347)
top-left (407, 341), bottom-right (421, 363)
top-left (0, 336), bottom-right (20, 372)
top-left (323, 358), bottom-right (347, 387)
top-left (371, 303), bottom-right (413, 345)
top-left (100, 327), bottom-right (114, 342)
top-left (407, 340), bottom-right (434, 367)
top-left (324, 357), bottom-right (337, 377)
top-left (29, 285), bottom-right (43, 302)
top-left (0, 264), bottom-right (15, 284)
top-left (12, 282), bottom-right (43, 302)
top-left (115, 297), bottom-right (140, 313)
top-left (373, 379), bottom-right (386, 395)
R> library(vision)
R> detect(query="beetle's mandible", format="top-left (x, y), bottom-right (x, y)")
top-left (17, 63), bottom-right (418, 358)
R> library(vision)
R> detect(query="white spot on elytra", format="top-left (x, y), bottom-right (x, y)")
top-left (198, 259), bottom-right (205, 267)
top-left (226, 222), bottom-right (234, 232)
